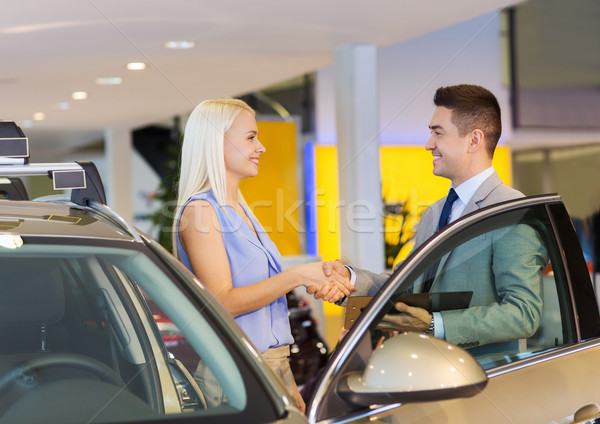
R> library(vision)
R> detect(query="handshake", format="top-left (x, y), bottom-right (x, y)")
top-left (289, 260), bottom-right (355, 304)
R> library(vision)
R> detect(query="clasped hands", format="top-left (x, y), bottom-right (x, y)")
top-left (302, 260), bottom-right (354, 303)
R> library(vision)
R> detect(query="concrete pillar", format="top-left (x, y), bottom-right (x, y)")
top-left (104, 127), bottom-right (133, 222)
top-left (334, 44), bottom-right (385, 273)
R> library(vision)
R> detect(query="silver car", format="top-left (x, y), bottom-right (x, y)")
top-left (0, 127), bottom-right (598, 423)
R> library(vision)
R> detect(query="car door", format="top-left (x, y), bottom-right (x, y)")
top-left (307, 194), bottom-right (600, 424)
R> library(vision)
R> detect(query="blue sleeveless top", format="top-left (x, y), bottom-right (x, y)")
top-left (176, 190), bottom-right (293, 353)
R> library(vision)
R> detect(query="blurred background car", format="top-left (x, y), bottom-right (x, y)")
top-left (286, 291), bottom-right (329, 387)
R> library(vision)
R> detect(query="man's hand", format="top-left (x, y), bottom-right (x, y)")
top-left (322, 260), bottom-right (350, 280)
top-left (306, 260), bottom-right (353, 302)
top-left (378, 302), bottom-right (432, 333)
top-left (307, 284), bottom-right (343, 303)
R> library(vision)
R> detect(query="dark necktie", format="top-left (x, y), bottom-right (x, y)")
top-left (422, 188), bottom-right (459, 292)
top-left (437, 188), bottom-right (459, 231)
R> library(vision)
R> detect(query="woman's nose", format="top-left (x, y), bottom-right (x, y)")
top-left (256, 139), bottom-right (266, 154)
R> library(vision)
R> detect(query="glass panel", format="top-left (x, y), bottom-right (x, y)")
top-left (365, 205), bottom-right (577, 370)
top-left (0, 244), bottom-right (254, 422)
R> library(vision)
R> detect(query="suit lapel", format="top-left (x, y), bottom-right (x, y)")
top-left (430, 251), bottom-right (452, 291)
top-left (461, 172), bottom-right (503, 217)
top-left (425, 200), bottom-right (444, 239)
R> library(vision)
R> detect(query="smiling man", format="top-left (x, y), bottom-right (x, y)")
top-left (318, 84), bottom-right (547, 352)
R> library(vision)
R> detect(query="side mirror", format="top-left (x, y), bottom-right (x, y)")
top-left (338, 332), bottom-right (487, 406)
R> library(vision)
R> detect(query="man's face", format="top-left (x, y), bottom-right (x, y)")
top-left (425, 106), bottom-right (472, 186)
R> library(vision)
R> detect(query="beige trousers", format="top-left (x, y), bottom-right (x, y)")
top-left (261, 345), bottom-right (295, 394)
top-left (195, 345), bottom-right (297, 409)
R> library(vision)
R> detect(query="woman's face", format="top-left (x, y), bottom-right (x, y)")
top-left (223, 110), bottom-right (265, 182)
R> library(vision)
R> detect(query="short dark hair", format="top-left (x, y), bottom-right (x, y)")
top-left (433, 84), bottom-right (501, 157)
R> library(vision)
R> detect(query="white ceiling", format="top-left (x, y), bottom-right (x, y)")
top-left (1, 0), bottom-right (524, 157)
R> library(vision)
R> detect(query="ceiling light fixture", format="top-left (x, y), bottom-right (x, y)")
top-left (126, 62), bottom-right (146, 70)
top-left (59, 102), bottom-right (70, 110)
top-left (72, 91), bottom-right (88, 100)
top-left (95, 77), bottom-right (123, 85)
top-left (33, 112), bottom-right (45, 121)
top-left (164, 40), bottom-right (195, 49)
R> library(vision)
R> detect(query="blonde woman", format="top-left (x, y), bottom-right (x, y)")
top-left (173, 98), bottom-right (353, 413)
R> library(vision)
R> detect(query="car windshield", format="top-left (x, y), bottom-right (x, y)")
top-left (0, 241), bottom-right (251, 422)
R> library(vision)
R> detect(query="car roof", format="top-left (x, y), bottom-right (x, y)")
top-left (0, 199), bottom-right (137, 242)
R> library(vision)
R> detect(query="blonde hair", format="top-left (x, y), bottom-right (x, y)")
top-left (172, 98), bottom-right (255, 256)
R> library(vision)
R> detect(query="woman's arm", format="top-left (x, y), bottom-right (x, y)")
top-left (180, 200), bottom-right (351, 317)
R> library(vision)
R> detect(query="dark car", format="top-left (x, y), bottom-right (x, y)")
top-left (286, 291), bottom-right (329, 386)
top-left (1, 123), bottom-right (599, 424)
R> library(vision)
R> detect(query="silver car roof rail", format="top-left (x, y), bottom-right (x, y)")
top-left (87, 201), bottom-right (143, 243)
top-left (33, 195), bottom-right (143, 243)
top-left (1, 121), bottom-right (107, 207)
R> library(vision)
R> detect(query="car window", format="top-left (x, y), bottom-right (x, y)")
top-left (372, 204), bottom-right (576, 369)
top-left (309, 202), bottom-right (578, 422)
top-left (0, 243), bottom-right (279, 423)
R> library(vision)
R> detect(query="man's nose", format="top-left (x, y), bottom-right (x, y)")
top-left (425, 137), bottom-right (435, 151)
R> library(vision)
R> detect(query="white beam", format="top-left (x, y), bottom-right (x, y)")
top-left (334, 44), bottom-right (385, 273)
top-left (104, 127), bottom-right (133, 222)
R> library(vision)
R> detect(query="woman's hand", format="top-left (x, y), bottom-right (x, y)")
top-left (307, 260), bottom-right (353, 303)
top-left (289, 262), bottom-right (354, 303)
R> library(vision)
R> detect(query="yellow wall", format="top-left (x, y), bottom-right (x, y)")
top-left (240, 136), bottom-right (513, 348)
top-left (315, 145), bottom-right (513, 347)
top-left (240, 121), bottom-right (301, 256)
top-left (315, 145), bottom-right (512, 263)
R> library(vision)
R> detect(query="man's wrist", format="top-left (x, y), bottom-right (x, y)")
top-left (426, 315), bottom-right (434, 335)
top-left (344, 265), bottom-right (357, 287)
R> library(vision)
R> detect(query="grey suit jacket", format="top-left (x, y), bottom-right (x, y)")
top-left (351, 172), bottom-right (546, 350)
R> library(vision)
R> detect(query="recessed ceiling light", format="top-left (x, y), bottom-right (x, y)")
top-left (72, 91), bottom-right (88, 100)
top-left (164, 40), bottom-right (195, 49)
top-left (126, 62), bottom-right (146, 70)
top-left (33, 112), bottom-right (45, 121)
top-left (95, 77), bottom-right (123, 85)
top-left (59, 102), bottom-right (70, 110)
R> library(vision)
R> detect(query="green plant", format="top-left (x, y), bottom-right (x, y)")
top-left (383, 200), bottom-right (414, 269)
top-left (148, 142), bottom-right (181, 253)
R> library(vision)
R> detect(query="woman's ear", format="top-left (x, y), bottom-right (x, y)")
top-left (467, 129), bottom-right (485, 153)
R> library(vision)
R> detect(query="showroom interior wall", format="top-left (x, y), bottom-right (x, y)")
top-left (311, 12), bottom-right (512, 345)
top-left (313, 11), bottom-right (510, 267)
top-left (310, 7), bottom-right (599, 345)
top-left (25, 1), bottom-right (595, 347)
top-left (315, 7), bottom-right (599, 260)
top-left (315, 12), bottom-right (511, 147)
